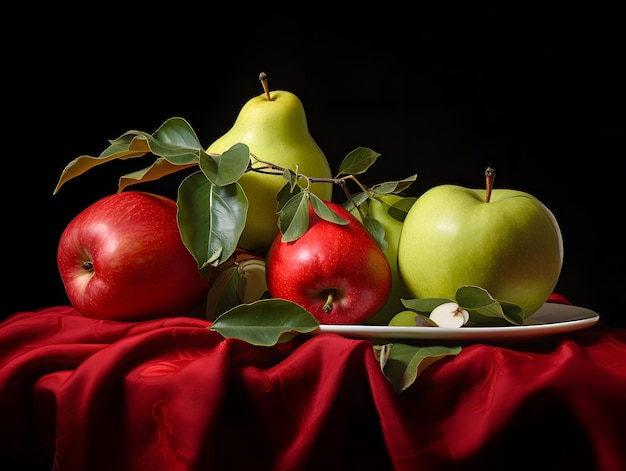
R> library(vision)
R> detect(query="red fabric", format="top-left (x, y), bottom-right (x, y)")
top-left (1, 306), bottom-right (625, 471)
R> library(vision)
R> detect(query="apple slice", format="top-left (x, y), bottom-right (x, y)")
top-left (429, 302), bottom-right (470, 328)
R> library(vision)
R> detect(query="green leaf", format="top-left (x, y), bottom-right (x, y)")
top-left (144, 118), bottom-right (203, 165)
top-left (341, 192), bottom-right (369, 212)
top-left (102, 133), bottom-right (149, 157)
top-left (401, 297), bottom-right (453, 313)
top-left (370, 174), bottom-right (418, 194)
top-left (208, 268), bottom-right (242, 320)
top-left (53, 118), bottom-right (204, 194)
top-left (278, 193), bottom-right (350, 243)
top-left (53, 133), bottom-right (150, 194)
top-left (386, 197), bottom-right (417, 222)
top-left (177, 172), bottom-right (248, 270)
top-left (499, 301), bottom-right (525, 325)
top-left (282, 168), bottom-right (299, 191)
top-left (377, 343), bottom-right (461, 394)
top-left (456, 286), bottom-right (524, 326)
top-left (151, 117), bottom-right (203, 157)
top-left (278, 192), bottom-right (310, 242)
top-left (200, 143), bottom-right (250, 186)
top-left (455, 285), bottom-right (496, 308)
top-left (210, 298), bottom-right (321, 346)
top-left (399, 287), bottom-right (525, 326)
top-left (118, 157), bottom-right (197, 192)
top-left (276, 181), bottom-right (302, 213)
top-left (362, 216), bottom-right (387, 252)
top-left (309, 193), bottom-right (348, 225)
top-left (335, 147), bottom-right (381, 177)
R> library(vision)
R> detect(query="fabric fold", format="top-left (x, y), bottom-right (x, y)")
top-left (1, 306), bottom-right (625, 471)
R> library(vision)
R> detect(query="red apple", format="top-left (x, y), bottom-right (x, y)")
top-left (57, 191), bottom-right (214, 321)
top-left (265, 200), bottom-right (392, 324)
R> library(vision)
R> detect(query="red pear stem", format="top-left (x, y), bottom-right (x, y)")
top-left (323, 291), bottom-right (334, 313)
top-left (259, 72), bottom-right (273, 101)
top-left (484, 167), bottom-right (496, 203)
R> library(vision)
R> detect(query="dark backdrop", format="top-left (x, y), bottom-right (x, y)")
top-left (5, 4), bottom-right (618, 325)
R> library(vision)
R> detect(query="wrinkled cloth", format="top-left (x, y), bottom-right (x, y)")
top-left (1, 306), bottom-right (625, 471)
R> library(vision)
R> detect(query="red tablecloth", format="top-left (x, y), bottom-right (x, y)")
top-left (1, 306), bottom-right (625, 471)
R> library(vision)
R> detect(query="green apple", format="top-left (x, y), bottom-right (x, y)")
top-left (362, 193), bottom-right (415, 325)
top-left (207, 79), bottom-right (333, 252)
top-left (397, 181), bottom-right (563, 318)
top-left (388, 310), bottom-right (437, 327)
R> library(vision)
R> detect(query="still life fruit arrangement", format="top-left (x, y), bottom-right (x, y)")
top-left (53, 73), bottom-right (564, 393)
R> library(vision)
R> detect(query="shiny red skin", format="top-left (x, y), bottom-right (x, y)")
top-left (266, 201), bottom-right (391, 324)
top-left (57, 191), bottom-right (213, 321)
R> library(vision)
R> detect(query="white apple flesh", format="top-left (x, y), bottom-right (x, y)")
top-left (429, 302), bottom-right (470, 328)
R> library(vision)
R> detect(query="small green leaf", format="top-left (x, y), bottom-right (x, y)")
top-left (210, 298), bottom-right (320, 346)
top-left (310, 193), bottom-right (348, 225)
top-left (499, 301), bottom-right (525, 325)
top-left (335, 147), bottom-right (381, 177)
top-left (151, 117), bottom-right (203, 153)
top-left (54, 118), bottom-right (203, 194)
top-left (216, 269), bottom-right (241, 318)
top-left (177, 172), bottom-right (248, 270)
top-left (278, 192), bottom-right (310, 242)
top-left (362, 216), bottom-right (387, 252)
top-left (341, 192), bottom-right (369, 212)
top-left (282, 168), bottom-right (299, 191)
top-left (386, 197), bottom-right (417, 222)
top-left (53, 134), bottom-right (150, 194)
top-left (456, 286), bottom-right (524, 326)
top-left (200, 143), bottom-right (250, 186)
top-left (401, 298), bottom-right (453, 313)
top-left (104, 133), bottom-right (150, 157)
top-left (128, 118), bottom-right (203, 166)
top-left (370, 174), bottom-right (418, 194)
top-left (276, 181), bottom-right (302, 213)
top-left (379, 343), bottom-right (461, 394)
top-left (455, 285), bottom-right (495, 308)
top-left (118, 157), bottom-right (197, 192)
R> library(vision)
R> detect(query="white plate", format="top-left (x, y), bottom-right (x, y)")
top-left (315, 303), bottom-right (600, 343)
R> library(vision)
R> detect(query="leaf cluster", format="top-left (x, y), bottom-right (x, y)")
top-left (53, 117), bottom-right (417, 273)
top-left (401, 285), bottom-right (525, 326)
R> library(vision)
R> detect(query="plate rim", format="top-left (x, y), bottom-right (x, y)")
top-left (315, 303), bottom-right (600, 341)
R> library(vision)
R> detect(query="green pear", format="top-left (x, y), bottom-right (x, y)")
top-left (207, 89), bottom-right (333, 252)
top-left (363, 194), bottom-right (415, 325)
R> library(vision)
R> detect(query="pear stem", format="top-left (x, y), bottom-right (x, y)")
top-left (259, 72), bottom-right (273, 101)
top-left (485, 167), bottom-right (496, 203)
top-left (323, 290), bottom-right (334, 313)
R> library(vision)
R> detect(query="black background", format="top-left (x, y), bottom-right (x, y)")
top-left (5, 3), bottom-right (618, 325)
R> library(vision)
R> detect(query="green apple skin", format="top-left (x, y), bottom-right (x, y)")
top-left (207, 90), bottom-right (333, 252)
top-left (363, 194), bottom-right (414, 325)
top-left (397, 185), bottom-right (564, 318)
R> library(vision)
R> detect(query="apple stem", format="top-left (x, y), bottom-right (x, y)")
top-left (259, 72), bottom-right (273, 101)
top-left (484, 167), bottom-right (496, 203)
top-left (323, 290), bottom-right (334, 313)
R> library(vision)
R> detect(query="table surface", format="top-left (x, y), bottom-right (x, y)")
top-left (1, 305), bottom-right (625, 471)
